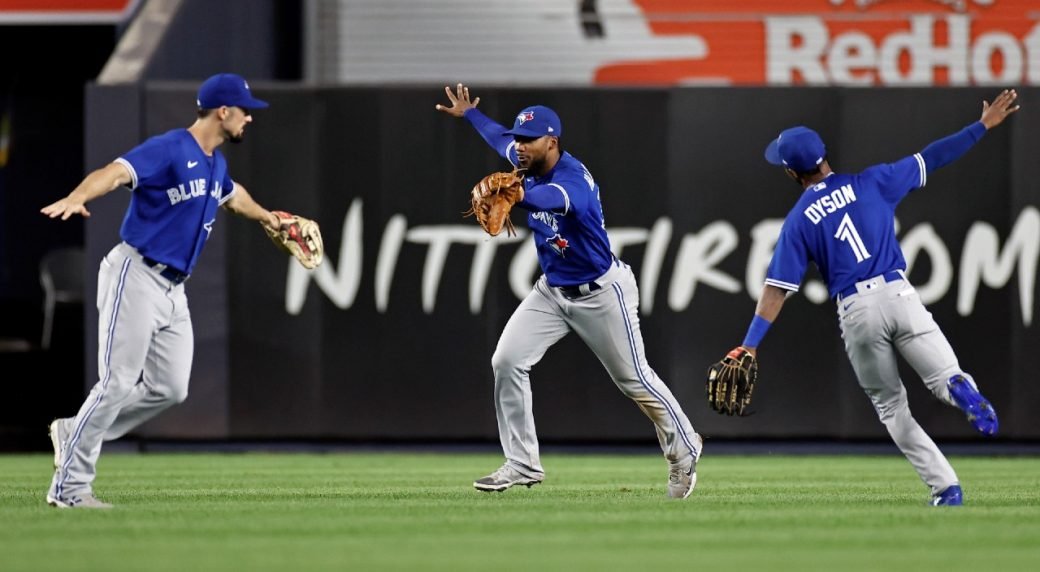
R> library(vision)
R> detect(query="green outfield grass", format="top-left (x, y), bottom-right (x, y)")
top-left (1, 452), bottom-right (1038, 571)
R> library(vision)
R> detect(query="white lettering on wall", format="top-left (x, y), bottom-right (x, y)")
top-left (901, 222), bottom-right (953, 305)
top-left (283, 201), bottom-right (1040, 326)
top-left (667, 221), bottom-right (741, 311)
top-left (286, 198), bottom-right (364, 314)
top-left (958, 206), bottom-right (1039, 325)
top-left (766, 15), bottom-right (1040, 86)
top-left (746, 219), bottom-right (784, 299)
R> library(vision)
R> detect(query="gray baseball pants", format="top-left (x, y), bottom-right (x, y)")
top-left (492, 261), bottom-right (700, 479)
top-left (837, 274), bottom-right (968, 495)
top-left (49, 242), bottom-right (193, 501)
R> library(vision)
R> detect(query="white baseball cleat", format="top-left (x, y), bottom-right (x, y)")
top-left (473, 464), bottom-right (543, 492)
top-left (46, 493), bottom-right (113, 509)
top-left (667, 433), bottom-right (704, 499)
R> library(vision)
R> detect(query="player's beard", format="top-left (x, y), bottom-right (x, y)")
top-left (223, 126), bottom-right (245, 144)
top-left (519, 154), bottom-right (546, 175)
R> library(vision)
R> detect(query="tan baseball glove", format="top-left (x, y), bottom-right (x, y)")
top-left (706, 346), bottom-right (758, 416)
top-left (464, 170), bottom-right (525, 237)
top-left (264, 211), bottom-right (324, 269)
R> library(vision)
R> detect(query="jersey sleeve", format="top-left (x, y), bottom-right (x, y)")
top-left (220, 174), bottom-right (236, 205)
top-left (764, 217), bottom-right (810, 293)
top-left (859, 154), bottom-right (926, 206)
top-left (519, 170), bottom-right (589, 215)
top-left (463, 108), bottom-right (519, 167)
top-left (114, 137), bottom-right (170, 190)
top-left (919, 121), bottom-right (986, 174)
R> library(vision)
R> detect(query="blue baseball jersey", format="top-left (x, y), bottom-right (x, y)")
top-left (465, 109), bottom-right (614, 286)
top-left (514, 152), bottom-right (614, 286)
top-left (765, 154), bottom-right (925, 298)
top-left (115, 129), bottom-right (235, 274)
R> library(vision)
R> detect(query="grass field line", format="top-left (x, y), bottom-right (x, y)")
top-left (1, 452), bottom-right (1038, 571)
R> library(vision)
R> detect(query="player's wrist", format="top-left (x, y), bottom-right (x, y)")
top-left (742, 315), bottom-right (772, 348)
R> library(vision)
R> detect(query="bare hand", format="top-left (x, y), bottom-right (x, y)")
top-left (41, 196), bottom-right (90, 220)
top-left (262, 211), bottom-right (281, 229)
top-left (435, 83), bottom-right (479, 117)
top-left (980, 89), bottom-right (1020, 130)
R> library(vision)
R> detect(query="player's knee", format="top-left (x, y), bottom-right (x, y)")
top-left (874, 398), bottom-right (910, 423)
top-left (171, 383), bottom-right (189, 404)
top-left (171, 386), bottom-right (189, 404)
top-left (866, 389), bottom-right (909, 423)
top-left (156, 382), bottom-right (189, 404)
top-left (491, 347), bottom-right (520, 375)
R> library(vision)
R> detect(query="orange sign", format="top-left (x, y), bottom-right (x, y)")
top-left (595, 0), bottom-right (1039, 86)
top-left (0, 0), bottom-right (137, 23)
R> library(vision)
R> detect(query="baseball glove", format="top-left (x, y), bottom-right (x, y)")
top-left (264, 211), bottom-right (324, 269)
top-left (706, 346), bottom-right (758, 416)
top-left (464, 170), bottom-right (525, 237)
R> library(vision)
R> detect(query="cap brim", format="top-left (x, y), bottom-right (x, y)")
top-left (504, 127), bottom-right (552, 138)
top-left (241, 97), bottom-right (269, 109)
top-left (764, 138), bottom-right (784, 166)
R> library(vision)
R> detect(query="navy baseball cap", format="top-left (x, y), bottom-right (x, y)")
top-left (504, 105), bottom-right (562, 138)
top-left (764, 126), bottom-right (826, 173)
top-left (196, 73), bottom-right (269, 110)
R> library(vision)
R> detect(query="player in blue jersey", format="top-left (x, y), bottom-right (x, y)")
top-left (735, 89), bottom-right (1019, 506)
top-left (437, 84), bottom-right (703, 498)
top-left (40, 73), bottom-right (295, 508)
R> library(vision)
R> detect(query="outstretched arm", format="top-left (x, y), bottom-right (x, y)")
top-left (226, 183), bottom-right (325, 269)
top-left (41, 162), bottom-right (132, 220)
top-left (222, 181), bottom-right (280, 228)
top-left (920, 89), bottom-right (1019, 172)
top-left (436, 83), bottom-right (515, 162)
top-left (741, 284), bottom-right (789, 358)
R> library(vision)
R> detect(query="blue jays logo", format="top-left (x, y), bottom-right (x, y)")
top-left (517, 111), bottom-right (535, 124)
top-left (547, 233), bottom-right (569, 257)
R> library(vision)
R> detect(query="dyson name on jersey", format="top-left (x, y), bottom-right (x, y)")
top-left (166, 179), bottom-right (222, 205)
top-left (804, 183), bottom-right (857, 224)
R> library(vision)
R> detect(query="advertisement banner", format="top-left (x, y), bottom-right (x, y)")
top-left (319, 0), bottom-right (1040, 87)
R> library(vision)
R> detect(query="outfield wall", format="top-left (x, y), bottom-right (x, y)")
top-left (85, 84), bottom-right (1040, 441)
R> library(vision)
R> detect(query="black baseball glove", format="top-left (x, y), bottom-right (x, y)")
top-left (706, 346), bottom-right (758, 416)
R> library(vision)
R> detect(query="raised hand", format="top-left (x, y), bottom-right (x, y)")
top-left (435, 83), bottom-right (480, 117)
top-left (980, 89), bottom-right (1020, 130)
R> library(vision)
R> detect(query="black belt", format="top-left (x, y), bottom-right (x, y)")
top-left (142, 256), bottom-right (189, 285)
top-left (559, 281), bottom-right (602, 300)
top-left (838, 269), bottom-right (903, 299)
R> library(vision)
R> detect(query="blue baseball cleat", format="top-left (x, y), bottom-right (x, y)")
top-left (947, 375), bottom-right (999, 436)
top-left (931, 484), bottom-right (963, 506)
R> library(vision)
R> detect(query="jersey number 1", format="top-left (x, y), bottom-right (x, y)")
top-left (835, 213), bottom-right (872, 263)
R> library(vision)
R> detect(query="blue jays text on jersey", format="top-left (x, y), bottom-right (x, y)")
top-left (114, 129), bottom-right (236, 275)
top-left (765, 121), bottom-right (986, 299)
top-left (464, 108), bottom-right (614, 286)
top-left (166, 177), bottom-right (225, 205)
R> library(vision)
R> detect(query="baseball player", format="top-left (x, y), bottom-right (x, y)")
top-left (41, 73), bottom-right (292, 508)
top-left (738, 89), bottom-right (1018, 506)
top-left (437, 84), bottom-right (703, 498)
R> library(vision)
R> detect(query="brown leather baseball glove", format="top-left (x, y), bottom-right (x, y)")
top-left (464, 170), bottom-right (525, 237)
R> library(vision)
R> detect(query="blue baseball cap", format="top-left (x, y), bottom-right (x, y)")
top-left (196, 73), bottom-right (269, 110)
top-left (764, 126), bottom-right (826, 173)
top-left (504, 105), bottom-right (562, 138)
